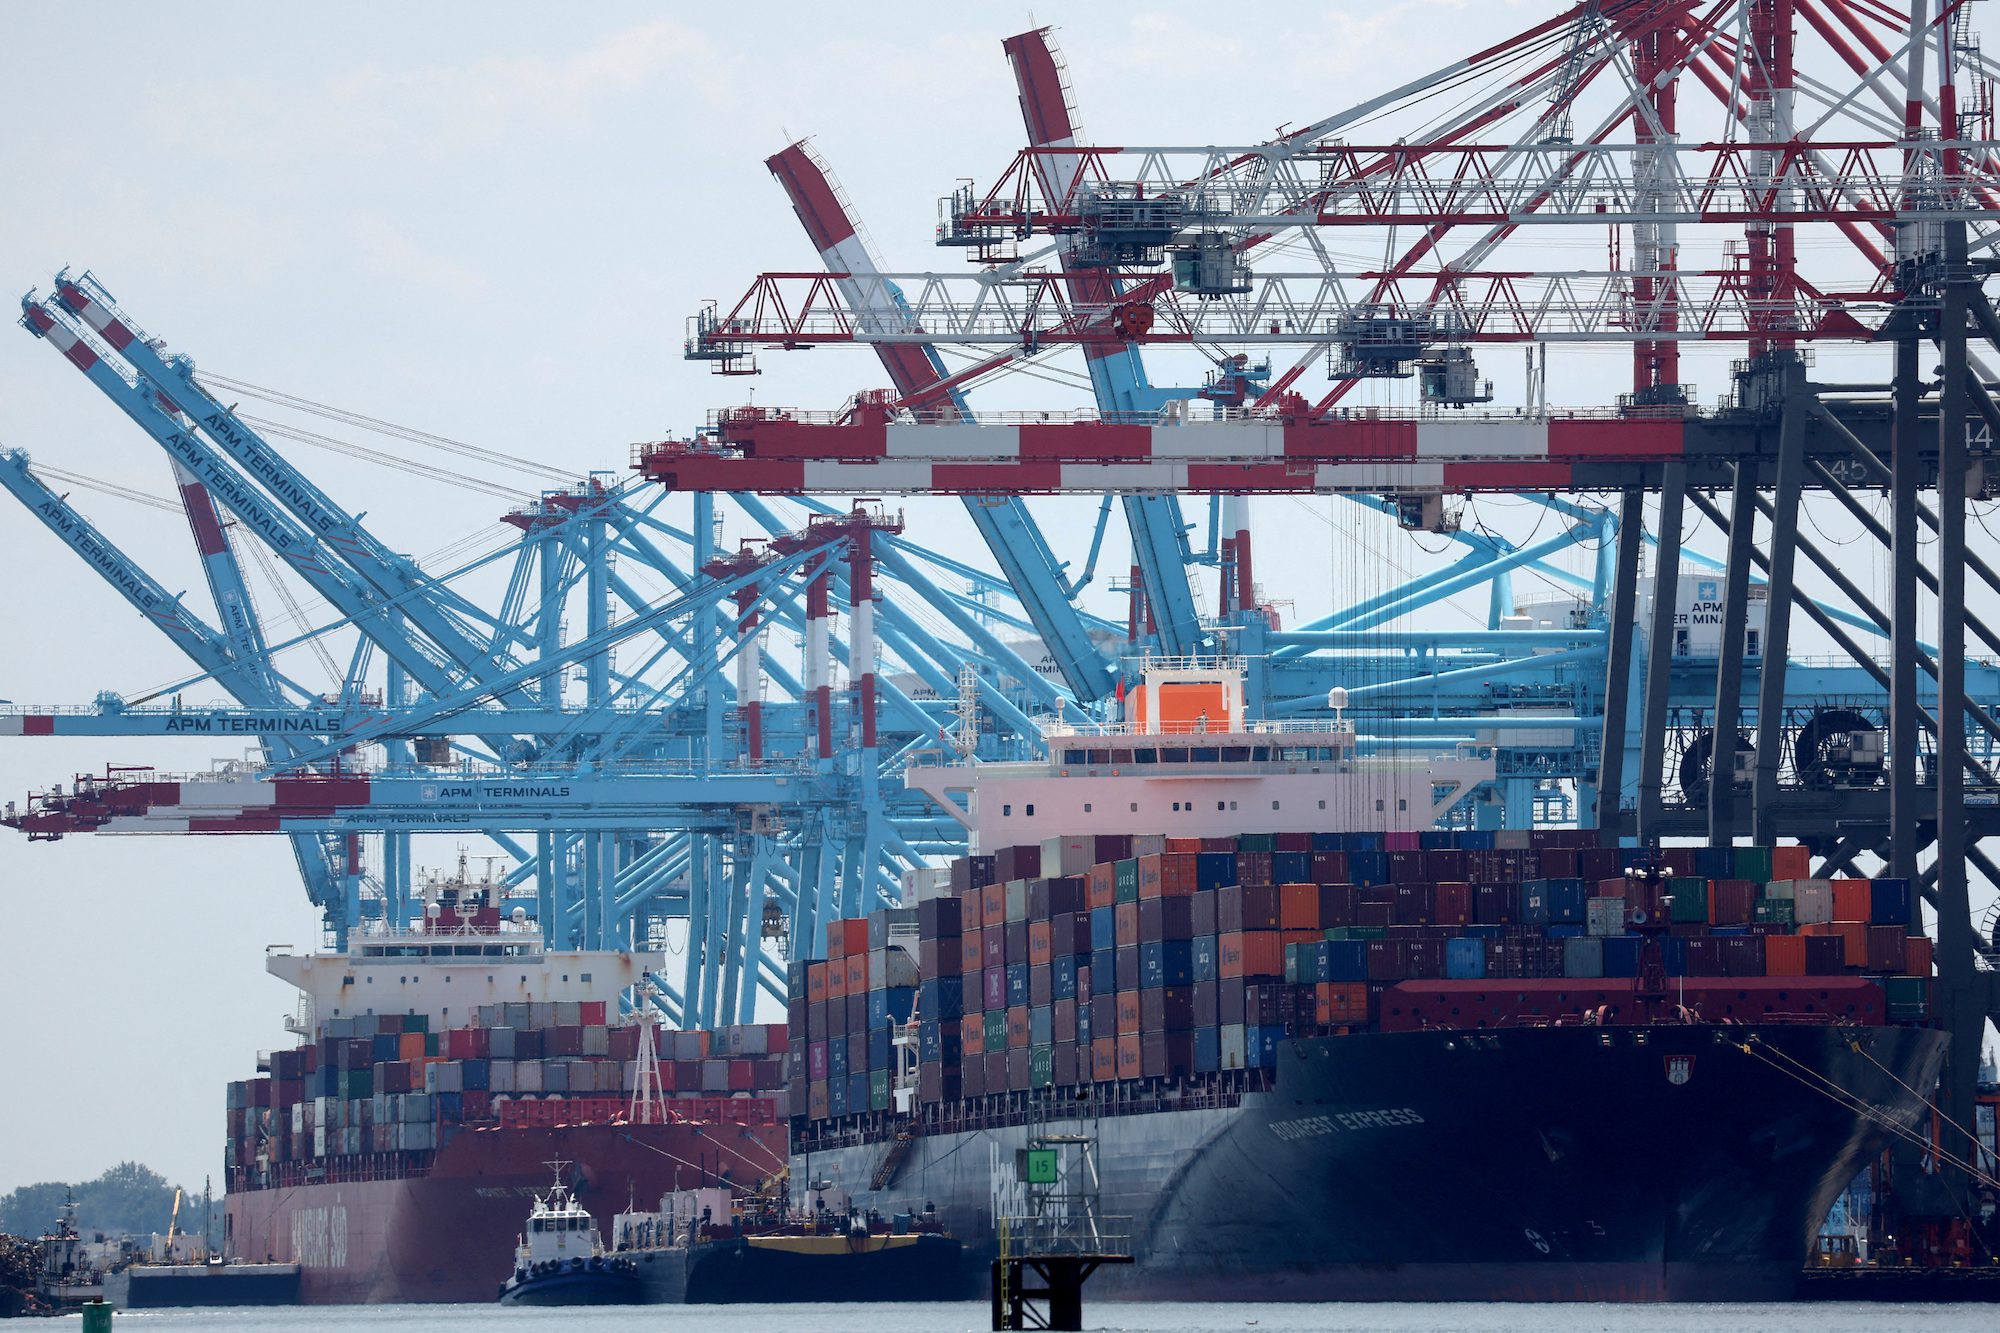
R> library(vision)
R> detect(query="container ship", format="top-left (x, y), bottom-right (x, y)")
top-left (222, 891), bottom-right (789, 1304)
top-left (783, 659), bottom-right (1954, 1302)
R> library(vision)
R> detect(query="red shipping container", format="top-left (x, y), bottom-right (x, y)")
top-left (1392, 883), bottom-right (1434, 925)
top-left (1275, 831), bottom-right (1314, 853)
top-left (1116, 991), bottom-right (1142, 1035)
top-left (1280, 883), bottom-right (1321, 931)
top-left (1313, 850), bottom-right (1349, 884)
top-left (845, 954), bottom-right (868, 992)
top-left (1008, 1006), bottom-right (1030, 1049)
top-left (1165, 837), bottom-right (1203, 854)
top-left (1142, 853), bottom-right (1197, 897)
top-left (1905, 934), bottom-right (1934, 976)
top-left (1365, 940), bottom-right (1406, 981)
top-left (1830, 879), bottom-right (1871, 924)
top-left (401, 1032), bottom-right (427, 1061)
top-left (1091, 1037), bottom-right (1117, 1081)
top-left (826, 920), bottom-right (846, 960)
top-left (839, 919), bottom-right (869, 957)
top-left (1473, 884), bottom-right (1512, 925)
top-left (1770, 845), bottom-right (1810, 881)
top-left (1115, 1033), bottom-right (1142, 1080)
top-left (1594, 877), bottom-right (1629, 899)
top-left (1433, 882), bottom-right (1471, 925)
top-left (579, 1001), bottom-right (607, 1027)
top-left (1764, 934), bottom-right (1807, 976)
top-left (1090, 862), bottom-right (1118, 908)
top-left (826, 960), bottom-right (847, 1001)
top-left (728, 1059), bottom-right (755, 1091)
top-left (982, 883), bottom-right (1006, 925)
top-left (1028, 920), bottom-right (1054, 965)
top-left (1320, 884), bottom-right (1357, 929)
top-left (1237, 851), bottom-right (1274, 888)
top-left (1708, 879), bottom-right (1757, 926)
top-left (960, 932), bottom-right (983, 973)
top-left (1115, 901), bottom-right (1140, 948)
top-left (807, 962), bottom-right (828, 1004)
top-left (1865, 926), bottom-right (1907, 973)
top-left (1833, 921), bottom-right (1868, 967)
top-left (959, 886), bottom-right (984, 932)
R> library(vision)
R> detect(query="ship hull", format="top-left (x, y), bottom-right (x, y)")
top-left (226, 1120), bottom-right (785, 1304)
top-left (796, 1023), bottom-right (1947, 1302)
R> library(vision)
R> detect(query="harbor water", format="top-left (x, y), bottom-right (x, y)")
top-left (68, 1304), bottom-right (2000, 1332)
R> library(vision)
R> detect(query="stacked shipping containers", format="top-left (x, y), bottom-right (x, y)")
top-left (224, 1012), bottom-right (787, 1189)
top-left (787, 830), bottom-right (1941, 1134)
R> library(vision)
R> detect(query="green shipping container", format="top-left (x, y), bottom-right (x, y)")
top-left (1115, 859), bottom-right (1139, 903)
top-left (1030, 1045), bottom-right (1054, 1088)
top-left (1884, 975), bottom-right (1929, 1020)
top-left (1326, 925), bottom-right (1388, 941)
top-left (1284, 943), bottom-right (1302, 984)
top-left (1238, 832), bottom-right (1277, 853)
top-left (1668, 877), bottom-right (1709, 924)
top-left (1732, 846), bottom-right (1772, 885)
top-left (1753, 898), bottom-right (1795, 925)
top-left (425, 1033), bottom-right (440, 1057)
top-left (405, 1013), bottom-right (429, 1033)
top-left (342, 1068), bottom-right (374, 1100)
top-left (985, 1011), bottom-right (1007, 1049)
top-left (869, 1069), bottom-right (890, 1111)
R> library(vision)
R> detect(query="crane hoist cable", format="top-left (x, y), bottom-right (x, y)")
top-left (242, 536), bottom-right (344, 685)
top-left (26, 464), bottom-right (183, 514)
top-left (241, 415), bottom-right (527, 501)
top-left (198, 372), bottom-right (575, 484)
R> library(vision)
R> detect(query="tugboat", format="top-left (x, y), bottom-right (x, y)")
top-left (608, 1172), bottom-right (975, 1303)
top-left (496, 1162), bottom-right (641, 1306)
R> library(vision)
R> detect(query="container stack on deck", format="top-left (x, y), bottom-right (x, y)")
top-left (786, 829), bottom-right (1937, 1139)
top-left (226, 1012), bottom-right (787, 1189)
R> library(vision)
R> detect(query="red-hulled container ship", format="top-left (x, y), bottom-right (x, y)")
top-left (785, 658), bottom-right (1957, 1301)
top-left (223, 898), bottom-right (788, 1304)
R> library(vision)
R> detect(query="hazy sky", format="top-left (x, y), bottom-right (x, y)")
top-left (1, 1), bottom-right (1994, 1199)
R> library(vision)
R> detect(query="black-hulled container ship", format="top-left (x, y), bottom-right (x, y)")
top-left (784, 658), bottom-right (1953, 1302)
top-left (223, 893), bottom-right (790, 1304)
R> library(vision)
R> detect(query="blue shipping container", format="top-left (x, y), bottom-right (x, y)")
top-left (1326, 939), bottom-right (1368, 981)
top-left (1445, 938), bottom-right (1486, 979)
top-left (1194, 1025), bottom-right (1221, 1073)
top-left (1090, 906), bottom-right (1116, 951)
top-left (1601, 936), bottom-right (1643, 977)
top-left (1870, 878), bottom-right (1912, 926)
top-left (1272, 851), bottom-right (1313, 884)
top-left (1141, 939), bottom-right (1194, 988)
top-left (1192, 935), bottom-right (1219, 982)
top-left (1196, 852), bottom-right (1237, 892)
top-left (1052, 955), bottom-right (1077, 1001)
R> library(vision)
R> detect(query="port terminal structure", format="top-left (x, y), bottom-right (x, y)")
top-left (5, 2), bottom-right (2000, 1146)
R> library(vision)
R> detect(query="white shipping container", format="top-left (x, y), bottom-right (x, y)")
top-left (1794, 881), bottom-right (1835, 923)
top-left (1220, 1023), bottom-right (1247, 1070)
top-left (515, 1061), bottom-right (543, 1093)
top-left (1585, 897), bottom-right (1626, 937)
top-left (489, 1061), bottom-right (516, 1093)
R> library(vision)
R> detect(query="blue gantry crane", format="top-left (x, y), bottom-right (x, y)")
top-left (7, 7), bottom-right (2000, 1081)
